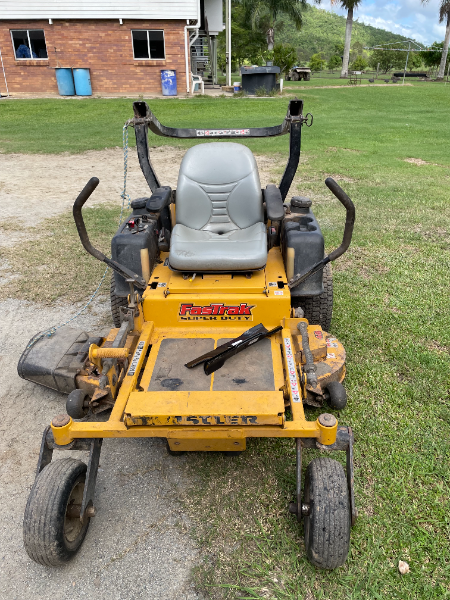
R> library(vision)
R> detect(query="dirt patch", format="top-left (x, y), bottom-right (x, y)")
top-left (404, 157), bottom-right (430, 166)
top-left (0, 147), bottom-right (283, 248)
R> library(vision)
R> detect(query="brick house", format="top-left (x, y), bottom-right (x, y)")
top-left (0, 0), bottom-right (223, 96)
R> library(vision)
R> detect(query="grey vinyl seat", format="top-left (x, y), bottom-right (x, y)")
top-left (169, 142), bottom-right (267, 271)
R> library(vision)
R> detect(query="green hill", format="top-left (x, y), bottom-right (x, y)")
top-left (277, 5), bottom-right (421, 61)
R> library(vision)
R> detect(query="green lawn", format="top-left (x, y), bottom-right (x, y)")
top-left (1, 87), bottom-right (449, 599)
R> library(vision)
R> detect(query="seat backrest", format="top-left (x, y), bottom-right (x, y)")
top-left (176, 142), bottom-right (263, 234)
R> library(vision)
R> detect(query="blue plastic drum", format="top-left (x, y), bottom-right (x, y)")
top-left (161, 70), bottom-right (177, 96)
top-left (73, 68), bottom-right (92, 96)
top-left (55, 68), bottom-right (75, 96)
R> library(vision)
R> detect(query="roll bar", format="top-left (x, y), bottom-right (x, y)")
top-left (129, 99), bottom-right (312, 201)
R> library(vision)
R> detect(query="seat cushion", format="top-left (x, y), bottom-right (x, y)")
top-left (176, 142), bottom-right (263, 234)
top-left (169, 222), bottom-right (268, 271)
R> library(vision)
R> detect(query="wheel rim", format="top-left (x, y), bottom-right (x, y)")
top-left (64, 476), bottom-right (87, 545)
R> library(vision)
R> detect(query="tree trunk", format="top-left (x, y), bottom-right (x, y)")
top-left (437, 15), bottom-right (450, 80)
top-left (340, 7), bottom-right (353, 78)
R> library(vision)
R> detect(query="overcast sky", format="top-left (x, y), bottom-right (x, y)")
top-left (318, 0), bottom-right (447, 46)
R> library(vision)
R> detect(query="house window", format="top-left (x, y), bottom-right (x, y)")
top-left (11, 30), bottom-right (48, 59)
top-left (132, 30), bottom-right (165, 60)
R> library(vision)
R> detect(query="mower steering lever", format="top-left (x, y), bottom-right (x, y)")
top-left (288, 177), bottom-right (355, 290)
top-left (73, 178), bottom-right (147, 289)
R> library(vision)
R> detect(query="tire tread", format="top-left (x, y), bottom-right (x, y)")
top-left (304, 457), bottom-right (350, 569)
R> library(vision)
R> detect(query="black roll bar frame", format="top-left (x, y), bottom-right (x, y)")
top-left (130, 99), bottom-right (312, 201)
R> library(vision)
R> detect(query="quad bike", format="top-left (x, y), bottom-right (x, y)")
top-left (19, 99), bottom-right (356, 569)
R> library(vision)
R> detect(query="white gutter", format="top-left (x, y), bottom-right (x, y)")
top-left (0, 45), bottom-right (9, 97)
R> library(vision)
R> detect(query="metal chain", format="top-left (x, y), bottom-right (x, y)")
top-left (27, 121), bottom-right (134, 349)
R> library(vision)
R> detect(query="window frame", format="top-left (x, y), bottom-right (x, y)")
top-left (131, 29), bottom-right (166, 61)
top-left (11, 29), bottom-right (48, 60)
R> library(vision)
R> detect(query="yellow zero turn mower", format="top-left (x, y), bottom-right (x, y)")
top-left (19, 99), bottom-right (356, 569)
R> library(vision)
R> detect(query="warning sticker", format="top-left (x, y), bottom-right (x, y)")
top-left (274, 290), bottom-right (284, 295)
top-left (128, 341), bottom-right (145, 376)
top-left (326, 339), bottom-right (338, 348)
top-left (157, 282), bottom-right (166, 288)
top-left (327, 352), bottom-right (336, 359)
top-left (268, 282), bottom-right (277, 287)
top-left (284, 337), bottom-right (301, 403)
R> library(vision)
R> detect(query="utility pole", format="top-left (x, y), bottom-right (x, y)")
top-left (226, 0), bottom-right (231, 87)
top-left (402, 41), bottom-right (411, 85)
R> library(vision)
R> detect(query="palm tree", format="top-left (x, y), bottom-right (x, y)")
top-left (239, 0), bottom-right (309, 50)
top-left (331, 0), bottom-right (362, 78)
top-left (422, 0), bottom-right (450, 80)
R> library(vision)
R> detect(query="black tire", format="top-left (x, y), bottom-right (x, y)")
top-left (292, 71), bottom-right (300, 81)
top-left (23, 458), bottom-right (91, 566)
top-left (110, 273), bottom-right (127, 328)
top-left (325, 381), bottom-right (347, 410)
top-left (303, 457), bottom-right (350, 570)
top-left (291, 262), bottom-right (333, 331)
top-left (66, 389), bottom-right (89, 419)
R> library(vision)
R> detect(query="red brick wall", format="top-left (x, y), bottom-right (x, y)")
top-left (0, 19), bottom-right (188, 94)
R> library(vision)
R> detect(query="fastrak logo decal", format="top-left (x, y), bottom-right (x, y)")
top-left (178, 303), bottom-right (255, 321)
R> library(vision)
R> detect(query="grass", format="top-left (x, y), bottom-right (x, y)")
top-left (1, 86), bottom-right (450, 598)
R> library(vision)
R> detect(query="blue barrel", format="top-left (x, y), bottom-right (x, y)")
top-left (55, 68), bottom-right (75, 96)
top-left (161, 70), bottom-right (177, 96)
top-left (73, 68), bottom-right (92, 96)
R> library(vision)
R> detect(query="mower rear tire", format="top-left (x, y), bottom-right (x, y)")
top-left (110, 274), bottom-right (127, 328)
top-left (291, 262), bottom-right (333, 331)
top-left (23, 458), bottom-right (91, 566)
top-left (66, 389), bottom-right (89, 419)
top-left (303, 457), bottom-right (350, 569)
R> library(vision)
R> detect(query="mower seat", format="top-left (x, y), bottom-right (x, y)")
top-left (169, 142), bottom-right (267, 271)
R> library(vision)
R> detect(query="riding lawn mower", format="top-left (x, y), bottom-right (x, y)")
top-left (19, 99), bottom-right (357, 569)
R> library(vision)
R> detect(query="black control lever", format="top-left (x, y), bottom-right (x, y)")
top-left (73, 178), bottom-right (147, 289)
top-left (288, 177), bottom-right (355, 290)
top-left (185, 323), bottom-right (282, 375)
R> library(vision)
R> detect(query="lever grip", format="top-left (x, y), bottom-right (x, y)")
top-left (324, 177), bottom-right (355, 262)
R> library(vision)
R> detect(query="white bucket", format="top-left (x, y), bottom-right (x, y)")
top-left (233, 82), bottom-right (241, 93)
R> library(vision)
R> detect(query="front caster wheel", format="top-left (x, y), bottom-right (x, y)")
top-left (66, 389), bottom-right (89, 419)
top-left (303, 457), bottom-right (350, 569)
top-left (23, 458), bottom-right (91, 566)
top-left (325, 381), bottom-right (347, 410)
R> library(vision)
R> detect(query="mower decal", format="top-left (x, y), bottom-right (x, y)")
top-left (128, 341), bottom-right (145, 376)
top-left (274, 290), bottom-right (284, 295)
top-left (283, 337), bottom-right (301, 403)
top-left (314, 330), bottom-right (323, 340)
top-left (326, 339), bottom-right (338, 348)
top-left (157, 282), bottom-right (166, 287)
top-left (178, 302), bottom-right (255, 321)
top-left (196, 129), bottom-right (250, 137)
top-left (268, 282), bottom-right (277, 287)
top-left (327, 352), bottom-right (336, 359)
top-left (130, 415), bottom-right (260, 426)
